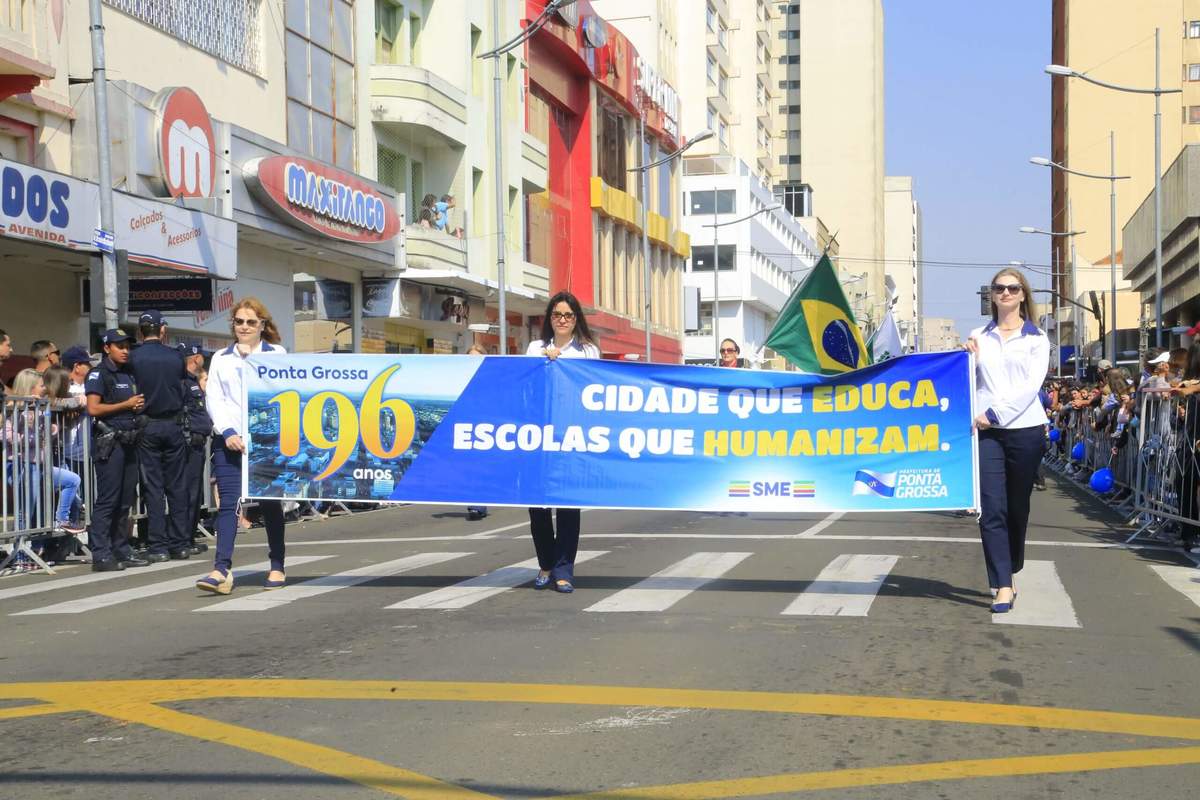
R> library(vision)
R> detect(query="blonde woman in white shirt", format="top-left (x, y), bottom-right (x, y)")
top-left (196, 297), bottom-right (288, 596)
top-left (964, 268), bottom-right (1050, 614)
top-left (525, 291), bottom-right (600, 593)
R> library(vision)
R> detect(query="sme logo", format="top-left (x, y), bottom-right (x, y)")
top-left (728, 480), bottom-right (815, 498)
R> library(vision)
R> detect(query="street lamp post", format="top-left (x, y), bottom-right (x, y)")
top-left (1020, 223), bottom-right (1086, 378)
top-left (479, 0), bottom-right (578, 353)
top-left (703, 202), bottom-right (782, 362)
top-left (1031, 138), bottom-right (1130, 361)
top-left (1047, 28), bottom-right (1182, 348)
top-left (628, 128), bottom-right (713, 361)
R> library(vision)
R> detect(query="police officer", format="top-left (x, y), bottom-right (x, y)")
top-left (84, 329), bottom-right (149, 572)
top-left (178, 343), bottom-right (212, 555)
top-left (128, 310), bottom-right (190, 561)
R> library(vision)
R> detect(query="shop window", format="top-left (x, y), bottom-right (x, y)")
top-left (598, 106), bottom-right (627, 191)
top-left (687, 189), bottom-right (736, 215)
top-left (1189, 105), bottom-right (1200, 125)
top-left (293, 274), bottom-right (353, 353)
top-left (286, 0), bottom-right (356, 169)
top-left (690, 244), bottom-right (736, 271)
top-left (697, 302), bottom-right (713, 336)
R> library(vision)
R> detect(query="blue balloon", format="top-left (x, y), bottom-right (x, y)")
top-left (821, 319), bottom-right (861, 370)
top-left (1048, 428), bottom-right (1061, 442)
top-left (1071, 442), bottom-right (1086, 461)
top-left (1089, 467), bottom-right (1115, 493)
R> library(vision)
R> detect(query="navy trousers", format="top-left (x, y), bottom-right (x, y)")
top-left (528, 507), bottom-right (581, 582)
top-left (138, 418), bottom-right (190, 554)
top-left (87, 442), bottom-right (138, 563)
top-left (210, 439), bottom-right (285, 574)
top-left (183, 441), bottom-right (207, 540)
top-left (978, 425), bottom-right (1045, 589)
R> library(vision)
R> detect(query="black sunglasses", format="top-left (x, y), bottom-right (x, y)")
top-left (991, 283), bottom-right (1023, 295)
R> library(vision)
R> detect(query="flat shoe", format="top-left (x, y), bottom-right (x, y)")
top-left (554, 580), bottom-right (574, 594)
top-left (196, 570), bottom-right (233, 595)
top-left (264, 573), bottom-right (286, 590)
top-left (533, 572), bottom-right (551, 590)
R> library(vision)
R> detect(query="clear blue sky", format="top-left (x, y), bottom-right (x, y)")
top-left (884, 0), bottom-right (1053, 340)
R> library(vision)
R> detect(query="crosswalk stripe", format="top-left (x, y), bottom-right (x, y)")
top-left (585, 552), bottom-right (753, 613)
top-left (385, 551), bottom-right (608, 610)
top-left (10, 556), bottom-right (334, 615)
top-left (781, 554), bottom-right (899, 617)
top-left (1149, 565), bottom-right (1200, 609)
top-left (993, 560), bottom-right (1080, 628)
top-left (0, 560), bottom-right (194, 603)
top-left (195, 553), bottom-right (472, 612)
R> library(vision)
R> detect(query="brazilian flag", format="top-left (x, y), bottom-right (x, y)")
top-left (764, 254), bottom-right (871, 375)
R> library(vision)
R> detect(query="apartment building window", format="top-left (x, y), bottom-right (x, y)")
top-left (779, 154), bottom-right (801, 165)
top-left (1189, 105), bottom-right (1200, 124)
top-left (286, 0), bottom-right (356, 169)
top-left (106, 0), bottom-right (264, 74)
top-left (690, 244), bottom-right (736, 271)
top-left (598, 105), bottom-right (628, 191)
top-left (687, 189), bottom-right (736, 215)
top-left (778, 104), bottom-right (800, 114)
top-left (785, 129), bottom-right (800, 140)
top-left (706, 3), bottom-right (716, 33)
top-left (718, 119), bottom-right (728, 150)
top-left (707, 53), bottom-right (717, 84)
top-left (707, 103), bottom-right (716, 132)
top-left (756, 80), bottom-right (766, 107)
top-left (1189, 20), bottom-right (1200, 38)
top-left (778, 79), bottom-right (801, 90)
top-left (757, 42), bottom-right (768, 65)
top-left (718, 21), bottom-right (727, 48)
top-left (779, 54), bottom-right (799, 64)
top-left (1189, 64), bottom-right (1200, 82)
top-left (697, 302), bottom-right (713, 336)
top-left (718, 71), bottom-right (728, 98)
top-left (375, 1), bottom-right (423, 65)
top-left (778, 29), bottom-right (799, 40)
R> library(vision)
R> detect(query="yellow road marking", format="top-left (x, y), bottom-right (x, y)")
top-left (549, 746), bottom-right (1200, 799)
top-left (0, 702), bottom-right (73, 721)
top-left (3, 679), bottom-right (1199, 799)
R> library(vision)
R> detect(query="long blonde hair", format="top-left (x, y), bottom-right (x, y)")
top-left (229, 296), bottom-right (281, 344)
top-left (989, 268), bottom-right (1037, 323)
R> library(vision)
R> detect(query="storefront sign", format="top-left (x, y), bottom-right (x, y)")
top-left (155, 87), bottom-right (216, 198)
top-left (635, 56), bottom-right (680, 139)
top-left (362, 277), bottom-right (403, 318)
top-left (0, 161), bottom-right (94, 249)
top-left (114, 190), bottom-right (237, 279)
top-left (243, 156), bottom-right (402, 244)
top-left (82, 276), bottom-right (214, 313)
top-left (0, 157), bottom-right (236, 278)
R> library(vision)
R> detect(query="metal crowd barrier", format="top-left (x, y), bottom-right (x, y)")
top-left (1044, 390), bottom-right (1200, 548)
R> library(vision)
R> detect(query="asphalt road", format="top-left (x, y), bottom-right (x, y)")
top-left (1, 475), bottom-right (1199, 799)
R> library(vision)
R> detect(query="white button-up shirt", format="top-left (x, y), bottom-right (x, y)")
top-left (971, 319), bottom-right (1050, 430)
top-left (526, 338), bottom-right (600, 359)
top-left (205, 340), bottom-right (285, 438)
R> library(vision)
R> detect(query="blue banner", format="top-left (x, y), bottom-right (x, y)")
top-left (243, 352), bottom-right (978, 512)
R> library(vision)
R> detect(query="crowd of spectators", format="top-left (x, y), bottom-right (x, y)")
top-left (1042, 341), bottom-right (1200, 553)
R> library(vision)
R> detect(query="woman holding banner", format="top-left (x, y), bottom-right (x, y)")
top-left (525, 291), bottom-right (600, 593)
top-left (197, 298), bottom-right (288, 596)
top-left (964, 268), bottom-right (1049, 614)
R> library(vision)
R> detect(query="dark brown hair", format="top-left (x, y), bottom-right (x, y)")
top-left (539, 291), bottom-right (596, 348)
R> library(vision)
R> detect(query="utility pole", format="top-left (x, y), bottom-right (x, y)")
top-left (88, 0), bottom-right (118, 329)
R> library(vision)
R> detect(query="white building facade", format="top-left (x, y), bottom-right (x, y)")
top-left (681, 155), bottom-right (819, 366)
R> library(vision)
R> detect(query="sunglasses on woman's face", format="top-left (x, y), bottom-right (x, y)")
top-left (720, 348), bottom-right (738, 354)
top-left (233, 317), bottom-right (261, 327)
top-left (991, 283), bottom-right (1023, 296)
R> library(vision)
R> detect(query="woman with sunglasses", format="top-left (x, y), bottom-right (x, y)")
top-left (963, 268), bottom-right (1049, 614)
top-left (525, 291), bottom-right (600, 593)
top-left (197, 298), bottom-right (288, 595)
top-left (718, 339), bottom-right (742, 368)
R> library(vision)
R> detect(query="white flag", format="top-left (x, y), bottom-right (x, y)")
top-left (870, 305), bottom-right (904, 362)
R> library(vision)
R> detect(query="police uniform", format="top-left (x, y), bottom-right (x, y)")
top-left (128, 311), bottom-right (190, 559)
top-left (85, 330), bottom-right (141, 569)
top-left (178, 344), bottom-right (213, 550)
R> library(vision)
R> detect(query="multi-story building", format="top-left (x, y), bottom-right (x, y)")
top-left (679, 155), bottom-right (820, 365)
top-left (920, 317), bottom-right (960, 353)
top-left (884, 176), bottom-right (922, 351)
top-left (524, 0), bottom-right (690, 361)
top-left (777, 0), bottom-right (886, 307)
top-left (1050, 0), bottom-right (1183, 352)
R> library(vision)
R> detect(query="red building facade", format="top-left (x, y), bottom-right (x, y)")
top-left (524, 0), bottom-right (690, 362)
